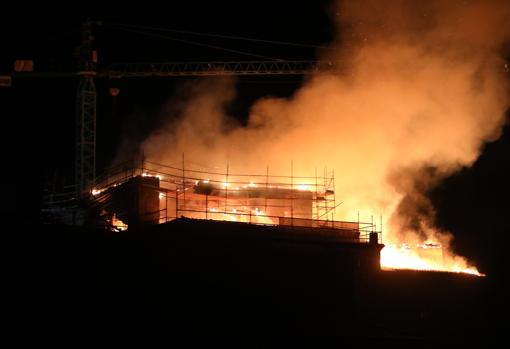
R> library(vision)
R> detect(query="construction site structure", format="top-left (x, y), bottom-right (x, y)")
top-left (42, 156), bottom-right (382, 246)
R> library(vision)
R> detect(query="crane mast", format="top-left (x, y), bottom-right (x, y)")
top-left (75, 19), bottom-right (98, 194)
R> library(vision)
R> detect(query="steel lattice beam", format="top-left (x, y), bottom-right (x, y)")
top-left (101, 60), bottom-right (324, 78)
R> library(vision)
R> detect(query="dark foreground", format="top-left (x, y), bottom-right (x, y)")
top-left (3, 219), bottom-right (502, 345)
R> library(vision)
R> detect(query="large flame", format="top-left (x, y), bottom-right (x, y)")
top-left (381, 243), bottom-right (484, 276)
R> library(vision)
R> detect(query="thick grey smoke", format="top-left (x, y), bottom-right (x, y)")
top-left (140, 0), bottom-right (510, 257)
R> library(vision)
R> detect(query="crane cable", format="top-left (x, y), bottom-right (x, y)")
top-left (106, 21), bottom-right (337, 50)
top-left (110, 25), bottom-right (285, 61)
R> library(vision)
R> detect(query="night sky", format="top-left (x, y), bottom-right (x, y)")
top-left (1, 0), bottom-right (509, 288)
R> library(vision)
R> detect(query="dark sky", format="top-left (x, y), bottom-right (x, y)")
top-left (1, 1), bottom-right (509, 277)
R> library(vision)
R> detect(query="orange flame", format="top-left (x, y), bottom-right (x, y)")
top-left (381, 244), bottom-right (484, 276)
top-left (111, 214), bottom-right (128, 231)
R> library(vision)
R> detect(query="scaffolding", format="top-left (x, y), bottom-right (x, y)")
top-left (88, 156), bottom-right (381, 243)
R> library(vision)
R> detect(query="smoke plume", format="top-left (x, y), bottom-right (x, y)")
top-left (140, 0), bottom-right (510, 267)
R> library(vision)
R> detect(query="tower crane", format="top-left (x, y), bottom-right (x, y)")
top-left (1, 19), bottom-right (326, 196)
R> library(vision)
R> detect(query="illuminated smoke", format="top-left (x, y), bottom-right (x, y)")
top-left (139, 0), bottom-right (510, 272)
